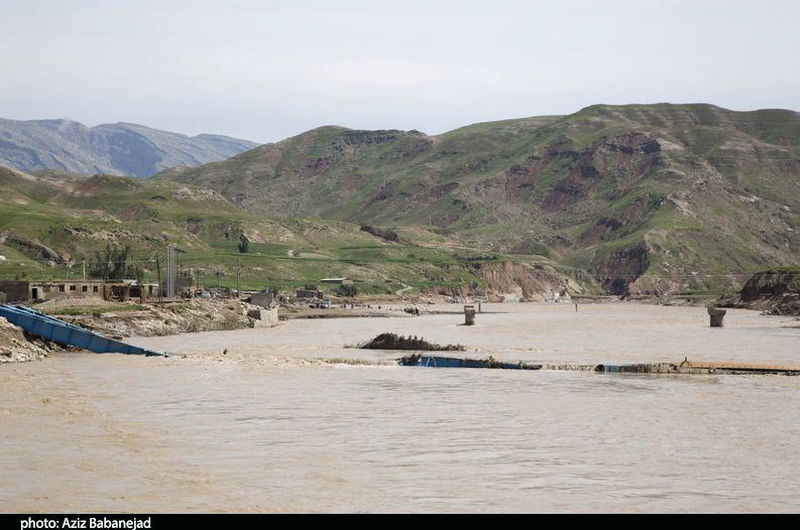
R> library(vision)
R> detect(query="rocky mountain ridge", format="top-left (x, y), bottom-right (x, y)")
top-left (0, 118), bottom-right (258, 177)
top-left (157, 103), bottom-right (800, 294)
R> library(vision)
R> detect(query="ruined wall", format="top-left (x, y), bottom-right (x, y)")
top-left (247, 307), bottom-right (279, 328)
top-left (0, 281), bottom-right (30, 302)
top-left (250, 292), bottom-right (274, 307)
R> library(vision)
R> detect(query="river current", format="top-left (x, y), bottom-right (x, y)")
top-left (1, 303), bottom-right (798, 512)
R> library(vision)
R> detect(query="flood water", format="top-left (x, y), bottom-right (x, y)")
top-left (1, 303), bottom-right (799, 512)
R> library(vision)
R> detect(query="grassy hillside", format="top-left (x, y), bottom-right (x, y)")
top-left (157, 103), bottom-right (800, 294)
top-left (0, 166), bottom-right (555, 296)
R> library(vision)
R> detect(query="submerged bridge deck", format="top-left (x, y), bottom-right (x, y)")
top-left (399, 354), bottom-right (800, 375)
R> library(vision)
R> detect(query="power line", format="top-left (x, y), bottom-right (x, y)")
top-left (0, 259), bottom-right (161, 265)
top-left (1, 246), bottom-right (793, 284)
top-left (0, 259), bottom-right (764, 278)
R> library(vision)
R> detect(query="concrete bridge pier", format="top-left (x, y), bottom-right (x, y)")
top-left (708, 307), bottom-right (727, 327)
top-left (464, 305), bottom-right (476, 326)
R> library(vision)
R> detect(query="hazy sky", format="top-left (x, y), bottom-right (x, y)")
top-left (2, 0), bottom-right (798, 142)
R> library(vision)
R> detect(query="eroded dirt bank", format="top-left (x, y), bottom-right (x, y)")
top-left (29, 297), bottom-right (276, 339)
top-left (0, 316), bottom-right (57, 363)
top-left (719, 268), bottom-right (800, 316)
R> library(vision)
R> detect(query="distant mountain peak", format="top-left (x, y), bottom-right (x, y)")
top-left (0, 118), bottom-right (260, 177)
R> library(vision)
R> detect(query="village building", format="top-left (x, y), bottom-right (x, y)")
top-left (249, 291), bottom-right (275, 308)
top-left (0, 279), bottom-right (135, 303)
top-left (294, 289), bottom-right (323, 299)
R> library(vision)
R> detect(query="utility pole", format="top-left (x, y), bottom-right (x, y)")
top-left (236, 258), bottom-right (242, 299)
top-left (82, 260), bottom-right (86, 280)
top-left (166, 245), bottom-right (175, 299)
top-left (156, 254), bottom-right (162, 302)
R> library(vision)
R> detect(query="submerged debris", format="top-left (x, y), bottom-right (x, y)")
top-left (359, 333), bottom-right (465, 351)
top-left (399, 354), bottom-right (542, 370)
top-left (399, 354), bottom-right (800, 376)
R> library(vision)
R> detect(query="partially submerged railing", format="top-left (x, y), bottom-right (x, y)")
top-left (399, 354), bottom-right (541, 370)
top-left (399, 354), bottom-right (800, 375)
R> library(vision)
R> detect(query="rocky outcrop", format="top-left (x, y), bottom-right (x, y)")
top-left (0, 232), bottom-right (64, 263)
top-left (359, 224), bottom-right (400, 242)
top-left (719, 268), bottom-right (800, 315)
top-left (594, 244), bottom-right (650, 296)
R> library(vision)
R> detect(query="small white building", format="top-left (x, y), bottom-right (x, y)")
top-left (320, 277), bottom-right (354, 286)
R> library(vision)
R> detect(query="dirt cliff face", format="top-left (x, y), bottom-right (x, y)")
top-left (593, 243), bottom-right (651, 296)
top-left (720, 268), bottom-right (800, 315)
top-left (478, 262), bottom-right (580, 302)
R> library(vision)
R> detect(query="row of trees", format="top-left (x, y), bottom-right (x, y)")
top-left (86, 244), bottom-right (144, 281)
top-left (82, 243), bottom-right (361, 297)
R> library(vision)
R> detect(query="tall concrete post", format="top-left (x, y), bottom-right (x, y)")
top-left (166, 246), bottom-right (176, 299)
top-left (708, 307), bottom-right (727, 327)
top-left (464, 305), bottom-right (476, 326)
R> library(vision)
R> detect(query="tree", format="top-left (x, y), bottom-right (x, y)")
top-left (238, 234), bottom-right (249, 254)
top-left (86, 244), bottom-right (142, 280)
top-left (336, 284), bottom-right (357, 297)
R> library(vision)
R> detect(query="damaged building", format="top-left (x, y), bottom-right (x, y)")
top-left (0, 279), bottom-right (139, 303)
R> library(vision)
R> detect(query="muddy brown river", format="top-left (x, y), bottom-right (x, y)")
top-left (1, 303), bottom-right (798, 512)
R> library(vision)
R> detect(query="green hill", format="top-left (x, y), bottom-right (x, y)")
top-left (156, 103), bottom-right (800, 294)
top-left (1, 166), bottom-right (556, 297)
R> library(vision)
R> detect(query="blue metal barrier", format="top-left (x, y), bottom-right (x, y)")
top-left (0, 304), bottom-right (169, 358)
top-left (399, 355), bottom-right (542, 370)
